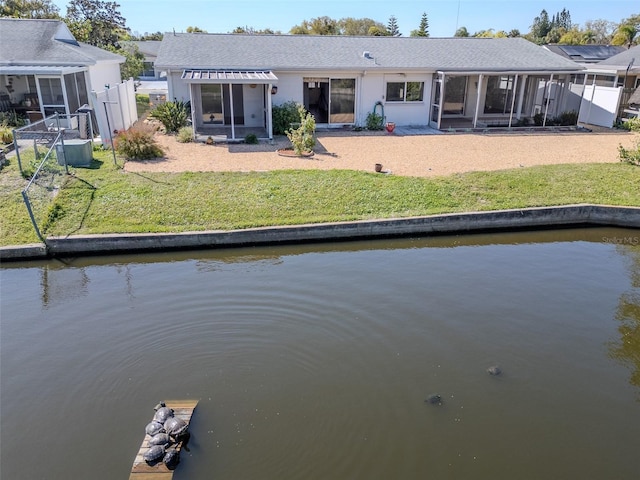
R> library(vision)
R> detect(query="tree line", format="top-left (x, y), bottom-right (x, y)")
top-left (1, 1), bottom-right (638, 79)
top-left (2, 1), bottom-right (637, 46)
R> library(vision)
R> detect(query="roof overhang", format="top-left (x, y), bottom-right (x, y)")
top-left (181, 69), bottom-right (278, 84)
top-left (0, 65), bottom-right (87, 76)
top-left (436, 69), bottom-right (583, 76)
top-left (586, 67), bottom-right (640, 75)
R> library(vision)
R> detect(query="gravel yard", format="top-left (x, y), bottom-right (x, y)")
top-left (124, 127), bottom-right (637, 178)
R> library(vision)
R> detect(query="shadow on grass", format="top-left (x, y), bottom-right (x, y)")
top-left (51, 174), bottom-right (97, 238)
top-left (127, 170), bottom-right (171, 184)
top-left (73, 158), bottom-right (104, 170)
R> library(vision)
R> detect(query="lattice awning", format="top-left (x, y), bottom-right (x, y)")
top-left (181, 70), bottom-right (277, 83)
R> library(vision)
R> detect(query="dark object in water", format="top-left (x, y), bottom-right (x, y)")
top-left (487, 365), bottom-right (502, 376)
top-left (425, 394), bottom-right (443, 405)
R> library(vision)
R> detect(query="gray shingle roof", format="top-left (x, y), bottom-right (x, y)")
top-left (121, 40), bottom-right (162, 57)
top-left (597, 45), bottom-right (640, 69)
top-left (155, 33), bottom-right (582, 73)
top-left (0, 18), bottom-right (124, 66)
top-left (544, 44), bottom-right (625, 63)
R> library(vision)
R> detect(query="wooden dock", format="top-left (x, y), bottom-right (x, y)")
top-left (129, 399), bottom-right (199, 480)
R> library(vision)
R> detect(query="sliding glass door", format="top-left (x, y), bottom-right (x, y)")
top-left (304, 77), bottom-right (355, 124)
top-left (329, 78), bottom-right (355, 124)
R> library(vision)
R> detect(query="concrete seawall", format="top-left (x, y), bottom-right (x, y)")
top-left (2, 204), bottom-right (639, 262)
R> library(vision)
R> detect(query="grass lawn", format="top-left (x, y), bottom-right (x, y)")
top-left (1, 149), bottom-right (639, 247)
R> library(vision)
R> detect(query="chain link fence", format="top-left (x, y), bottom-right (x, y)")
top-left (16, 113), bottom-right (93, 241)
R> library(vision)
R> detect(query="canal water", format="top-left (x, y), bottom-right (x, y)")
top-left (1, 228), bottom-right (639, 479)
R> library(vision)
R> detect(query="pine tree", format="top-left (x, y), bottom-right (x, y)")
top-left (530, 9), bottom-right (551, 39)
top-left (558, 8), bottom-right (572, 30)
top-left (410, 12), bottom-right (429, 37)
top-left (387, 15), bottom-right (401, 36)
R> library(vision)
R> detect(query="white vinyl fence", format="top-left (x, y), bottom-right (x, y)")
top-left (90, 78), bottom-right (138, 146)
top-left (578, 85), bottom-right (622, 128)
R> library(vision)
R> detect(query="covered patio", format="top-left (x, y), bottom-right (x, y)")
top-left (182, 69), bottom-right (278, 142)
top-left (0, 67), bottom-right (91, 121)
top-left (430, 71), bottom-right (580, 131)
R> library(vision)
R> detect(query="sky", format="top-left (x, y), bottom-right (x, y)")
top-left (52, 0), bottom-right (637, 38)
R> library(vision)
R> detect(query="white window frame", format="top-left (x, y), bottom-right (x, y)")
top-left (385, 81), bottom-right (425, 103)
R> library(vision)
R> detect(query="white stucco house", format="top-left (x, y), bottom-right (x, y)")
top-left (0, 18), bottom-right (124, 120)
top-left (154, 33), bottom-right (585, 140)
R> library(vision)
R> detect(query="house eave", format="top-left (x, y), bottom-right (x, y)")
top-left (436, 69), bottom-right (584, 76)
top-left (0, 64), bottom-right (87, 75)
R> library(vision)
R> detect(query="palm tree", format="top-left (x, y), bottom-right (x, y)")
top-left (582, 30), bottom-right (596, 44)
top-left (613, 24), bottom-right (638, 49)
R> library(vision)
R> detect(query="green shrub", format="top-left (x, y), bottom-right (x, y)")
top-left (244, 133), bottom-right (258, 144)
top-left (533, 111), bottom-right (578, 127)
top-left (286, 104), bottom-right (316, 155)
top-left (0, 111), bottom-right (26, 128)
top-left (533, 112), bottom-right (544, 126)
top-left (619, 117), bottom-right (640, 132)
top-left (619, 139), bottom-right (640, 166)
top-left (136, 93), bottom-right (150, 105)
top-left (272, 101), bottom-right (301, 135)
top-left (149, 100), bottom-right (191, 133)
top-left (365, 112), bottom-right (384, 130)
top-left (115, 125), bottom-right (163, 160)
top-left (0, 124), bottom-right (13, 144)
top-left (555, 110), bottom-right (578, 126)
top-left (177, 126), bottom-right (194, 143)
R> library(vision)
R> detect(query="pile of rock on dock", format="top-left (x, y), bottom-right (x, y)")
top-left (142, 401), bottom-right (190, 468)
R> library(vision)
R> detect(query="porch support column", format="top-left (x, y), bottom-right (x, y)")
top-left (543, 74), bottom-right (554, 127)
top-left (267, 84), bottom-right (274, 140)
top-left (473, 74), bottom-right (483, 128)
top-left (508, 74), bottom-right (519, 128)
top-left (228, 83), bottom-right (236, 141)
top-left (516, 74), bottom-right (527, 119)
top-left (438, 72), bottom-right (445, 129)
top-left (189, 83), bottom-right (196, 139)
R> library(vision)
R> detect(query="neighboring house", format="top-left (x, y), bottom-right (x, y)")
top-left (543, 44), bottom-right (625, 65)
top-left (586, 45), bottom-right (640, 118)
top-left (582, 45), bottom-right (640, 88)
top-left (0, 18), bottom-right (124, 120)
top-left (122, 40), bottom-right (164, 78)
top-left (155, 34), bottom-right (584, 140)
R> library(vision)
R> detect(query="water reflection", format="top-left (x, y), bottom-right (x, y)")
top-left (609, 244), bottom-right (640, 397)
top-left (2, 227), bottom-right (639, 479)
top-left (40, 264), bottom-right (90, 308)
